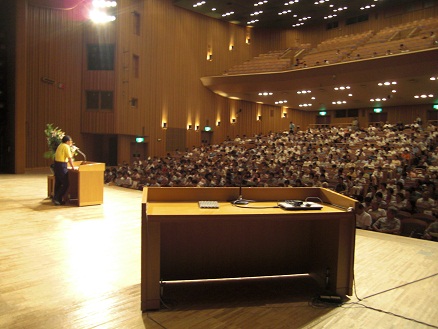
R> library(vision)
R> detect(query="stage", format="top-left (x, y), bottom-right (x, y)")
top-left (0, 170), bottom-right (437, 329)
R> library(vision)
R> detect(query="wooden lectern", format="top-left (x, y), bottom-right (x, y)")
top-left (67, 161), bottom-right (105, 206)
top-left (141, 187), bottom-right (358, 311)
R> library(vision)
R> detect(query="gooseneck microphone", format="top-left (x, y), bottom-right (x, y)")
top-left (73, 146), bottom-right (87, 163)
top-left (232, 173), bottom-right (249, 205)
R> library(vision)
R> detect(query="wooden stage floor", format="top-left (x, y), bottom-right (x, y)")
top-left (1, 170), bottom-right (437, 329)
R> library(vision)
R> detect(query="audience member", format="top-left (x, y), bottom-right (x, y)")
top-left (355, 203), bottom-right (372, 230)
top-left (372, 206), bottom-right (401, 235)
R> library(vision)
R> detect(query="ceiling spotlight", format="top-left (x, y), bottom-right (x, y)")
top-left (333, 7), bottom-right (348, 12)
top-left (414, 94), bottom-right (434, 99)
top-left (278, 10), bottom-right (292, 15)
top-left (222, 11), bottom-right (235, 17)
top-left (193, 1), bottom-right (206, 7)
top-left (378, 81), bottom-right (397, 86)
top-left (334, 86), bottom-right (350, 90)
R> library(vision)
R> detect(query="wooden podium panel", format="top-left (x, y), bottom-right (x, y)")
top-left (68, 161), bottom-right (105, 206)
top-left (141, 187), bottom-right (358, 311)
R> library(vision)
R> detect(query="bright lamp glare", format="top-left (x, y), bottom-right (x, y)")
top-left (92, 0), bottom-right (117, 8)
top-left (90, 9), bottom-right (116, 23)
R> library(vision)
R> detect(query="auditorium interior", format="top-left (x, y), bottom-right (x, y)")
top-left (0, 0), bottom-right (438, 328)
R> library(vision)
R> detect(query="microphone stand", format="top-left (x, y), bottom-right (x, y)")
top-left (232, 174), bottom-right (250, 205)
top-left (231, 151), bottom-right (255, 205)
top-left (76, 148), bottom-right (87, 164)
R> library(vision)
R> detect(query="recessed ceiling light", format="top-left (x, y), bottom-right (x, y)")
top-left (414, 94), bottom-right (434, 99)
top-left (222, 11), bottom-right (235, 17)
top-left (334, 86), bottom-right (350, 90)
top-left (378, 81), bottom-right (397, 86)
top-left (193, 1), bottom-right (206, 8)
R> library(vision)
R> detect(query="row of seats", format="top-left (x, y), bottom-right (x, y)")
top-left (224, 16), bottom-right (438, 75)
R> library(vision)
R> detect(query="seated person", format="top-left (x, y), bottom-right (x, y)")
top-left (392, 192), bottom-right (408, 210)
top-left (367, 200), bottom-right (387, 224)
top-left (372, 206), bottom-right (401, 234)
top-left (374, 191), bottom-right (388, 208)
top-left (423, 218), bottom-right (438, 241)
top-left (415, 191), bottom-right (436, 214)
top-left (335, 176), bottom-right (347, 194)
top-left (355, 203), bottom-right (372, 230)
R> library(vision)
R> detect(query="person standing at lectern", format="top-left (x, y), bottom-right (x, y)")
top-left (53, 135), bottom-right (76, 205)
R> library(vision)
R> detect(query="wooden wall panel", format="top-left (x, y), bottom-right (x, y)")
top-left (26, 2), bottom-right (84, 169)
top-left (81, 23), bottom-right (116, 135)
top-left (15, 0), bottom-right (27, 173)
top-left (316, 104), bottom-right (431, 129)
top-left (113, 0), bottom-right (301, 158)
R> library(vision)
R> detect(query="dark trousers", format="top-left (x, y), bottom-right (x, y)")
top-left (53, 161), bottom-right (69, 203)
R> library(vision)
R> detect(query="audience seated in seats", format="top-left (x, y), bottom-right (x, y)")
top-left (372, 206), bottom-right (401, 235)
top-left (105, 121), bottom-right (438, 241)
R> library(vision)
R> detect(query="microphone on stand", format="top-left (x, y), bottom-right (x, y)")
top-left (73, 146), bottom-right (87, 164)
top-left (231, 150), bottom-right (255, 205)
top-left (232, 171), bottom-right (249, 205)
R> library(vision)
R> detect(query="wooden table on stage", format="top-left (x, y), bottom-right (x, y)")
top-left (67, 161), bottom-right (105, 206)
top-left (141, 187), bottom-right (358, 311)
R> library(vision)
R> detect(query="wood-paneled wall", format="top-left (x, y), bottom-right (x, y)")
top-left (20, 0), bottom-right (438, 169)
top-left (25, 2), bottom-right (84, 169)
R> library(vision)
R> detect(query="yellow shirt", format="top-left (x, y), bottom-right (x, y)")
top-left (54, 143), bottom-right (72, 162)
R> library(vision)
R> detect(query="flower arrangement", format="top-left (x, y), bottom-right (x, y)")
top-left (44, 123), bottom-right (65, 159)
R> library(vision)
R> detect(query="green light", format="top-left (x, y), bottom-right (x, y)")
top-left (319, 111), bottom-right (327, 116)
top-left (204, 126), bottom-right (212, 132)
top-left (373, 108), bottom-right (383, 113)
top-left (433, 104), bottom-right (438, 110)
top-left (135, 137), bottom-right (145, 143)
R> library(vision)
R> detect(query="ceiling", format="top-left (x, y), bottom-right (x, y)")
top-left (173, 0), bottom-right (417, 29)
top-left (201, 49), bottom-right (438, 111)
